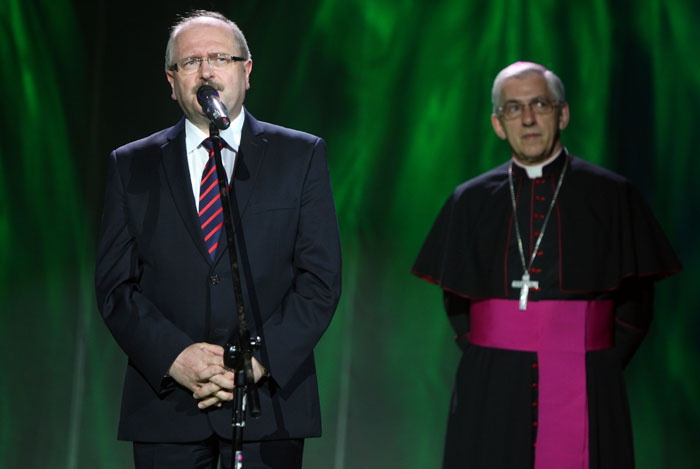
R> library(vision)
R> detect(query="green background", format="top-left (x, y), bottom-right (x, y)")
top-left (1, 0), bottom-right (697, 467)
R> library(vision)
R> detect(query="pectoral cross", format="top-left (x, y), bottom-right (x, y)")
top-left (511, 272), bottom-right (539, 311)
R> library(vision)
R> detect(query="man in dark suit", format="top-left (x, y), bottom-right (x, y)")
top-left (94, 10), bottom-right (342, 468)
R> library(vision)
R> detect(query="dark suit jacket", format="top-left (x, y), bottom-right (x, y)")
top-left (94, 110), bottom-right (342, 442)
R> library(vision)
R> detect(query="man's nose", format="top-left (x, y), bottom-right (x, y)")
top-left (199, 59), bottom-right (214, 79)
top-left (521, 104), bottom-right (536, 125)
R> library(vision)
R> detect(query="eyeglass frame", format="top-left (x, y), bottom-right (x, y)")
top-left (496, 97), bottom-right (562, 121)
top-left (168, 53), bottom-right (247, 74)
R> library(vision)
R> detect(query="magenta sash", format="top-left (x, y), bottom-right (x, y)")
top-left (468, 299), bottom-right (613, 469)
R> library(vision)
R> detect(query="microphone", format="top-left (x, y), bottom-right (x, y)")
top-left (196, 85), bottom-right (231, 130)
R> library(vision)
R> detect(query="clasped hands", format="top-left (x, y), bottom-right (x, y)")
top-left (168, 342), bottom-right (266, 409)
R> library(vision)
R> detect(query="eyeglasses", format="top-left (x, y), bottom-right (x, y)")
top-left (169, 54), bottom-right (246, 74)
top-left (497, 98), bottom-right (559, 120)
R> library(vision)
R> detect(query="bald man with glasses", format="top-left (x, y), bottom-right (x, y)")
top-left (95, 10), bottom-right (341, 468)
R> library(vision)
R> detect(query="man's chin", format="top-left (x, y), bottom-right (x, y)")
top-left (514, 152), bottom-right (548, 166)
top-left (185, 113), bottom-right (214, 131)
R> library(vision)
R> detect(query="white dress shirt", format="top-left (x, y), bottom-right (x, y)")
top-left (185, 108), bottom-right (245, 206)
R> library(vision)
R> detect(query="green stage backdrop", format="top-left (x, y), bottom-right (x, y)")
top-left (1, 0), bottom-right (698, 467)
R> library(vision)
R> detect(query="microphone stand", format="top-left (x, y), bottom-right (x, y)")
top-left (208, 124), bottom-right (262, 469)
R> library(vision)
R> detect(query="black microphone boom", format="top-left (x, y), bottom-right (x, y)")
top-left (196, 85), bottom-right (231, 130)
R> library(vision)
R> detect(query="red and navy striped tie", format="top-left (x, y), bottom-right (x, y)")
top-left (199, 138), bottom-right (225, 259)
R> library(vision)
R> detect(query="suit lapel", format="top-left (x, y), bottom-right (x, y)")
top-left (234, 110), bottom-right (267, 225)
top-left (161, 119), bottom-right (214, 262)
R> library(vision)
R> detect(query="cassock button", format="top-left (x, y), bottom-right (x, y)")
top-left (209, 274), bottom-right (221, 285)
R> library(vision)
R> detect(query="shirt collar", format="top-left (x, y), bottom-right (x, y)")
top-left (185, 107), bottom-right (246, 154)
top-left (512, 147), bottom-right (565, 179)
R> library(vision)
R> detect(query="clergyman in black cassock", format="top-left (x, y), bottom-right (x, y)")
top-left (412, 62), bottom-right (681, 469)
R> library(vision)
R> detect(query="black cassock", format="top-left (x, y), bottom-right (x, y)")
top-left (412, 151), bottom-right (681, 469)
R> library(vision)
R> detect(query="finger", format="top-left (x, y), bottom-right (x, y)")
top-left (196, 390), bottom-right (233, 409)
top-left (193, 364), bottom-right (229, 383)
top-left (199, 343), bottom-right (225, 357)
top-left (208, 371), bottom-right (235, 390)
top-left (193, 382), bottom-right (222, 400)
top-left (212, 389), bottom-right (233, 402)
top-left (197, 396), bottom-right (222, 409)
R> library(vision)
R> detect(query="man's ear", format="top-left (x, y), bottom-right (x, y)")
top-left (491, 113), bottom-right (507, 140)
top-left (166, 71), bottom-right (177, 101)
top-left (558, 102), bottom-right (570, 130)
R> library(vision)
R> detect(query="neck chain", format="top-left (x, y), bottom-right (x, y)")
top-left (508, 156), bottom-right (568, 310)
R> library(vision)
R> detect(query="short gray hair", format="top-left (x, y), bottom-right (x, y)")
top-left (164, 10), bottom-right (251, 73)
top-left (491, 62), bottom-right (566, 112)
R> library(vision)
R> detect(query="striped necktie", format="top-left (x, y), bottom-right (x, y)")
top-left (199, 138), bottom-right (225, 259)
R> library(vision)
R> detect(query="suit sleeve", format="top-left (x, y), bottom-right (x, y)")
top-left (94, 151), bottom-right (193, 393)
top-left (258, 138), bottom-right (342, 388)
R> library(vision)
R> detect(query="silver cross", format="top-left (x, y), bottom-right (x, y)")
top-left (511, 272), bottom-right (539, 310)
